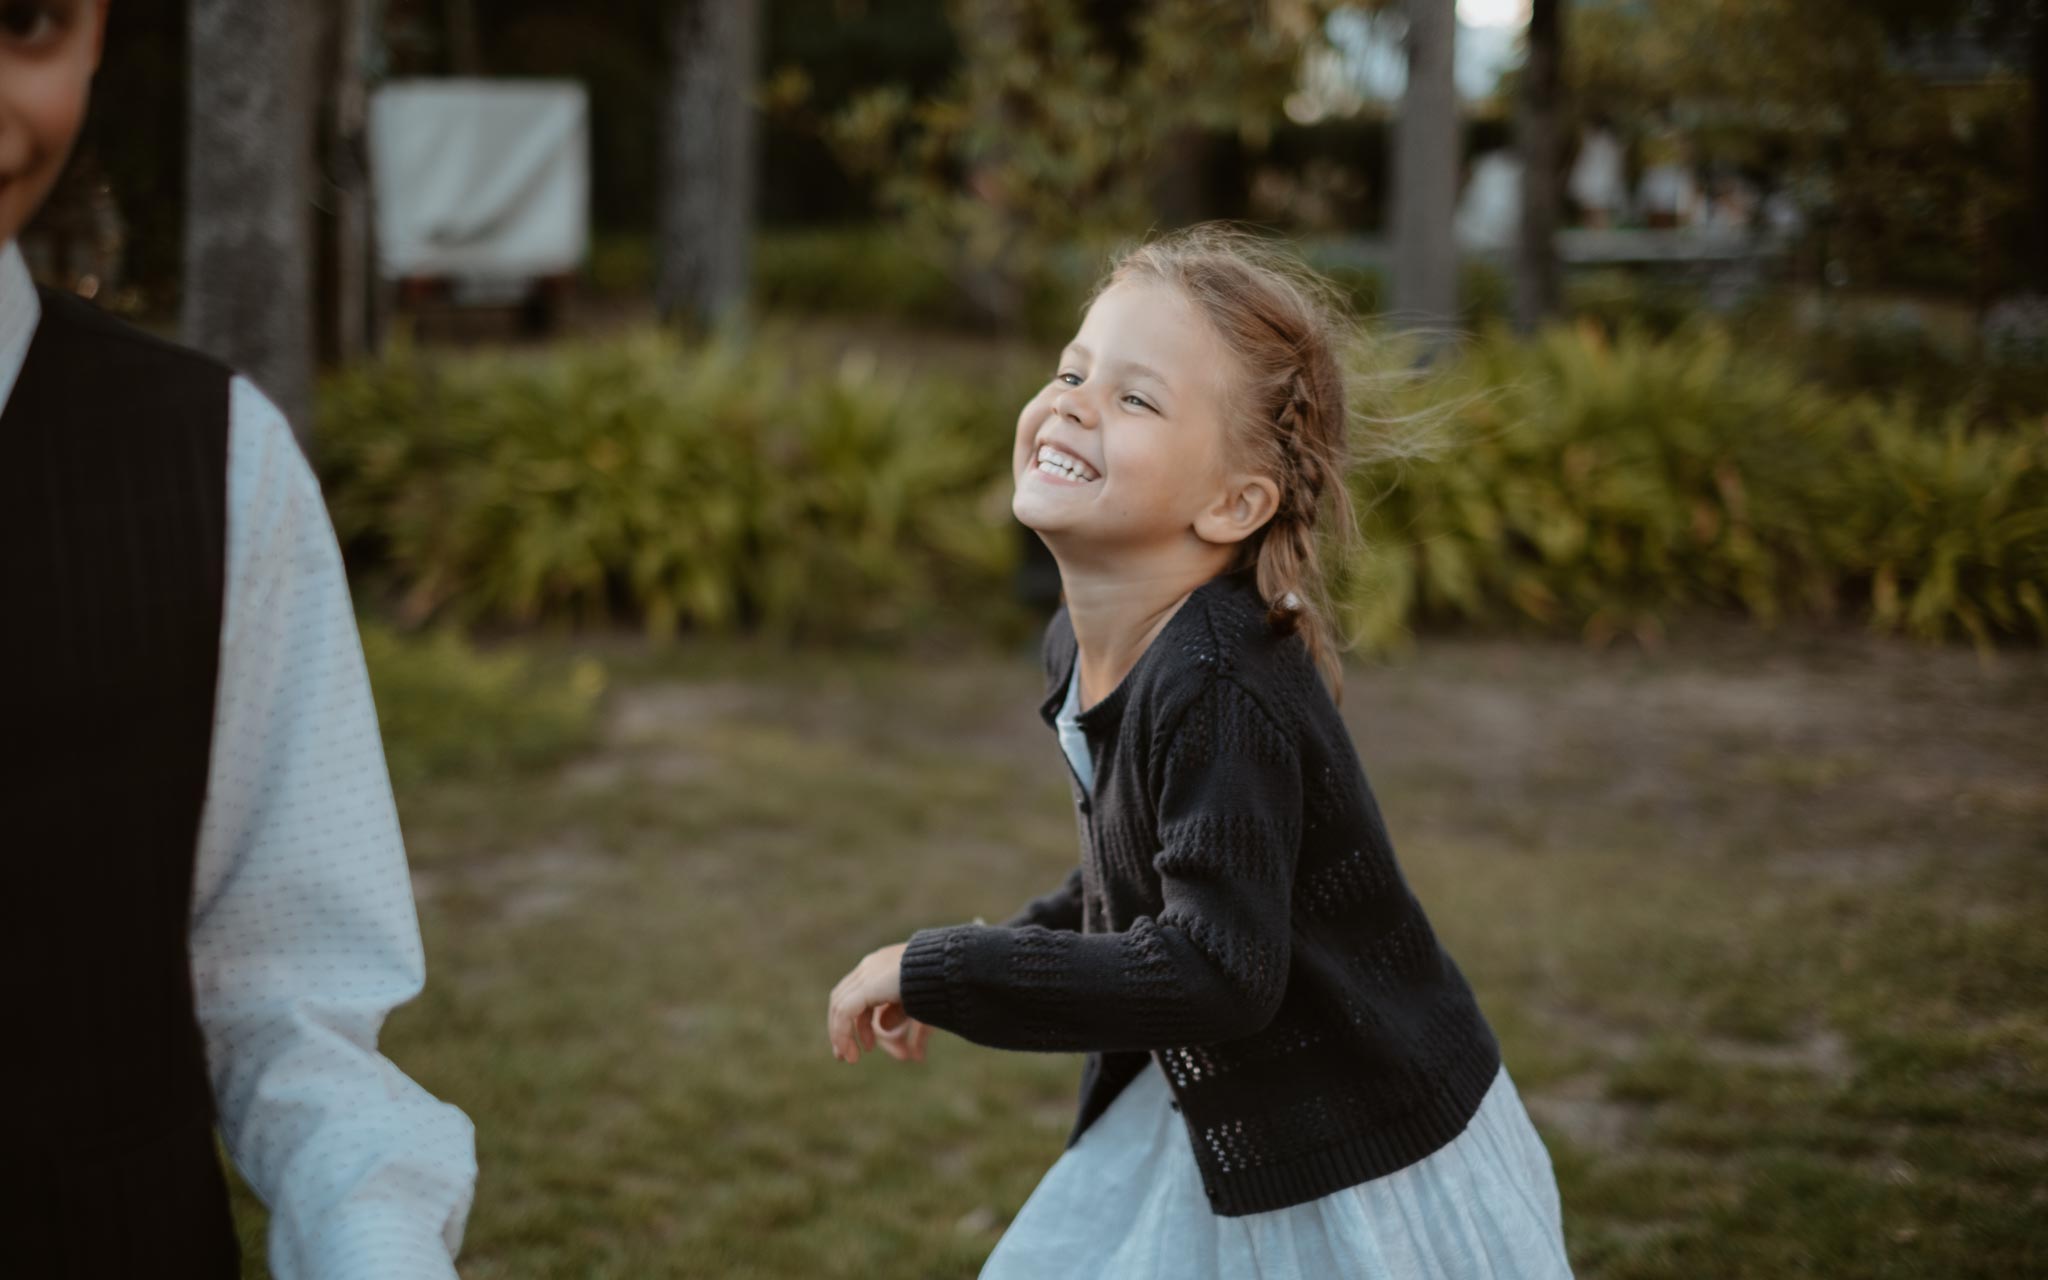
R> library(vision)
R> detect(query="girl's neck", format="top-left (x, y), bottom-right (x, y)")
top-left (1056, 546), bottom-right (1233, 710)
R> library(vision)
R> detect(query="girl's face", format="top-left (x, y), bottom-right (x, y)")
top-left (0, 0), bottom-right (107, 248)
top-left (1012, 278), bottom-right (1276, 563)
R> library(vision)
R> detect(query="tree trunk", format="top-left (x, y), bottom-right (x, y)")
top-left (2031, 2), bottom-right (2047, 291)
top-left (1513, 0), bottom-right (1563, 332)
top-left (657, 0), bottom-right (759, 332)
top-left (1392, 0), bottom-right (1460, 339)
top-left (445, 0), bottom-right (482, 75)
top-left (183, 0), bottom-right (316, 437)
top-left (315, 0), bottom-right (374, 364)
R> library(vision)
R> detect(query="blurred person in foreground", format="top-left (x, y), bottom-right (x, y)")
top-left (827, 226), bottom-right (1572, 1278)
top-left (0, 4), bottom-right (475, 1276)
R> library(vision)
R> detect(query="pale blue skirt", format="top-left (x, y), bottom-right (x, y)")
top-left (980, 1060), bottom-right (1573, 1279)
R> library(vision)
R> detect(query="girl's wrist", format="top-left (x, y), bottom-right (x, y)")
top-left (883, 941), bottom-right (909, 1001)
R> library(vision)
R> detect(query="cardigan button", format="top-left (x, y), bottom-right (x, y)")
top-left (1169, 1099), bottom-right (1180, 1112)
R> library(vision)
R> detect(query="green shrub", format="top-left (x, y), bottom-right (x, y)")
top-left (320, 322), bottom-right (2046, 654)
top-left (753, 225), bottom-right (964, 325)
top-left (1566, 269), bottom-right (1710, 339)
top-left (317, 329), bottom-right (1025, 642)
top-left (754, 224), bottom-right (1097, 341)
top-left (1820, 403), bottom-right (2048, 645)
top-left (1733, 297), bottom-right (2048, 426)
top-left (361, 624), bottom-right (607, 788)
top-left (1344, 323), bottom-right (2048, 649)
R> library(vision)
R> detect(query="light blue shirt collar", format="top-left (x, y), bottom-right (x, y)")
top-left (0, 241), bottom-right (42, 417)
top-left (1055, 667), bottom-right (1095, 793)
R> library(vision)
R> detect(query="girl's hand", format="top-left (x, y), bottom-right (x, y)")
top-left (826, 942), bottom-right (909, 1064)
top-left (870, 1002), bottom-right (933, 1064)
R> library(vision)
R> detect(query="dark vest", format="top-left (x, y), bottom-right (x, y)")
top-left (0, 289), bottom-right (240, 1275)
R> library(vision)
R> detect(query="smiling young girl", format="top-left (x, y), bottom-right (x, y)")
top-left (827, 226), bottom-right (1571, 1276)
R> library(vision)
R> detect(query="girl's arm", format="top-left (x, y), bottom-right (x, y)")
top-left (899, 677), bottom-right (1301, 1054)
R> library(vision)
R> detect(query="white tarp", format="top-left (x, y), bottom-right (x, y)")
top-left (369, 79), bottom-right (589, 281)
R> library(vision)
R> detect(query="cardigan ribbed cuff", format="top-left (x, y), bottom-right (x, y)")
top-left (898, 926), bottom-right (960, 1031)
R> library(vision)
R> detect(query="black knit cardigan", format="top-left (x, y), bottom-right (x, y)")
top-left (900, 570), bottom-right (1502, 1216)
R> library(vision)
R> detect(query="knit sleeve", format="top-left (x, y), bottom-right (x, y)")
top-left (900, 677), bottom-right (1301, 1052)
top-left (998, 867), bottom-right (1085, 932)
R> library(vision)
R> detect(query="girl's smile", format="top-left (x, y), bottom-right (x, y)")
top-left (1031, 443), bottom-right (1101, 484)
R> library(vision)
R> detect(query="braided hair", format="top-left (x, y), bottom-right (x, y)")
top-left (1100, 224), bottom-right (1359, 696)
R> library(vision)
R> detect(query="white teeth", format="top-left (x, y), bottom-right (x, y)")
top-left (1035, 445), bottom-right (1098, 482)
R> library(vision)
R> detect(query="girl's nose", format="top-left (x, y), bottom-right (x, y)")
top-left (1052, 388), bottom-right (1098, 429)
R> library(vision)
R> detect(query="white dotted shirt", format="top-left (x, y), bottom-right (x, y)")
top-left (0, 243), bottom-right (476, 1279)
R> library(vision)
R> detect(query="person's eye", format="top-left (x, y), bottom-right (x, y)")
top-left (1056, 370), bottom-right (1083, 386)
top-left (0, 2), bottom-right (61, 44)
top-left (1123, 394), bottom-right (1155, 412)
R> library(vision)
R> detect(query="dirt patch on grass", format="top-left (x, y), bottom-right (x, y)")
top-left (413, 840), bottom-right (628, 925)
top-left (1344, 628), bottom-right (2048, 867)
top-left (1525, 1073), bottom-right (1655, 1154)
top-left (1696, 1027), bottom-right (1854, 1084)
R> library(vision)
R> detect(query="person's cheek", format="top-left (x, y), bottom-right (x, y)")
top-left (5, 60), bottom-right (93, 211)
top-left (1013, 388), bottom-right (1051, 472)
top-left (37, 61), bottom-right (94, 165)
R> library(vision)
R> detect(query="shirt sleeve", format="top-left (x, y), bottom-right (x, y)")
top-left (188, 378), bottom-right (477, 1280)
top-left (899, 675), bottom-right (1303, 1053)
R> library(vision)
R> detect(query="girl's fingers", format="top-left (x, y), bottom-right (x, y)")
top-left (827, 983), bottom-right (847, 1059)
top-left (828, 964), bottom-right (867, 1061)
top-left (828, 994), bottom-right (860, 1064)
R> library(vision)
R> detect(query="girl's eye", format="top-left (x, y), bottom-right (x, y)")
top-left (0, 2), bottom-right (59, 43)
top-left (1123, 395), bottom-right (1154, 412)
top-left (1057, 371), bottom-right (1082, 387)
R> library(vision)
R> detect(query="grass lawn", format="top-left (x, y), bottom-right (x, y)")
top-left (231, 626), bottom-right (2048, 1278)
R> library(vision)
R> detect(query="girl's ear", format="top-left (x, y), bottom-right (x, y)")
top-left (1193, 473), bottom-right (1281, 547)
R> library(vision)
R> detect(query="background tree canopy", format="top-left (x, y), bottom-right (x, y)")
top-left (65, 0), bottom-right (2041, 311)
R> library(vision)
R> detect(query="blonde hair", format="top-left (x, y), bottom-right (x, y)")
top-left (1098, 224), bottom-right (1362, 695)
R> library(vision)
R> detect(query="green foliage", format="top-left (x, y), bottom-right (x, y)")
top-left (1345, 323), bottom-right (2048, 649)
top-left (321, 323), bottom-right (2046, 654)
top-left (360, 623), bottom-right (607, 789)
top-left (1720, 295), bottom-right (2048, 426)
top-left (1822, 403), bottom-right (2048, 645)
top-left (1568, 0), bottom-right (2033, 295)
top-left (822, 0), bottom-right (1319, 328)
top-left (753, 226), bottom-right (970, 325)
top-left (317, 330), bottom-right (1025, 642)
top-left (1564, 270), bottom-right (1710, 340)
